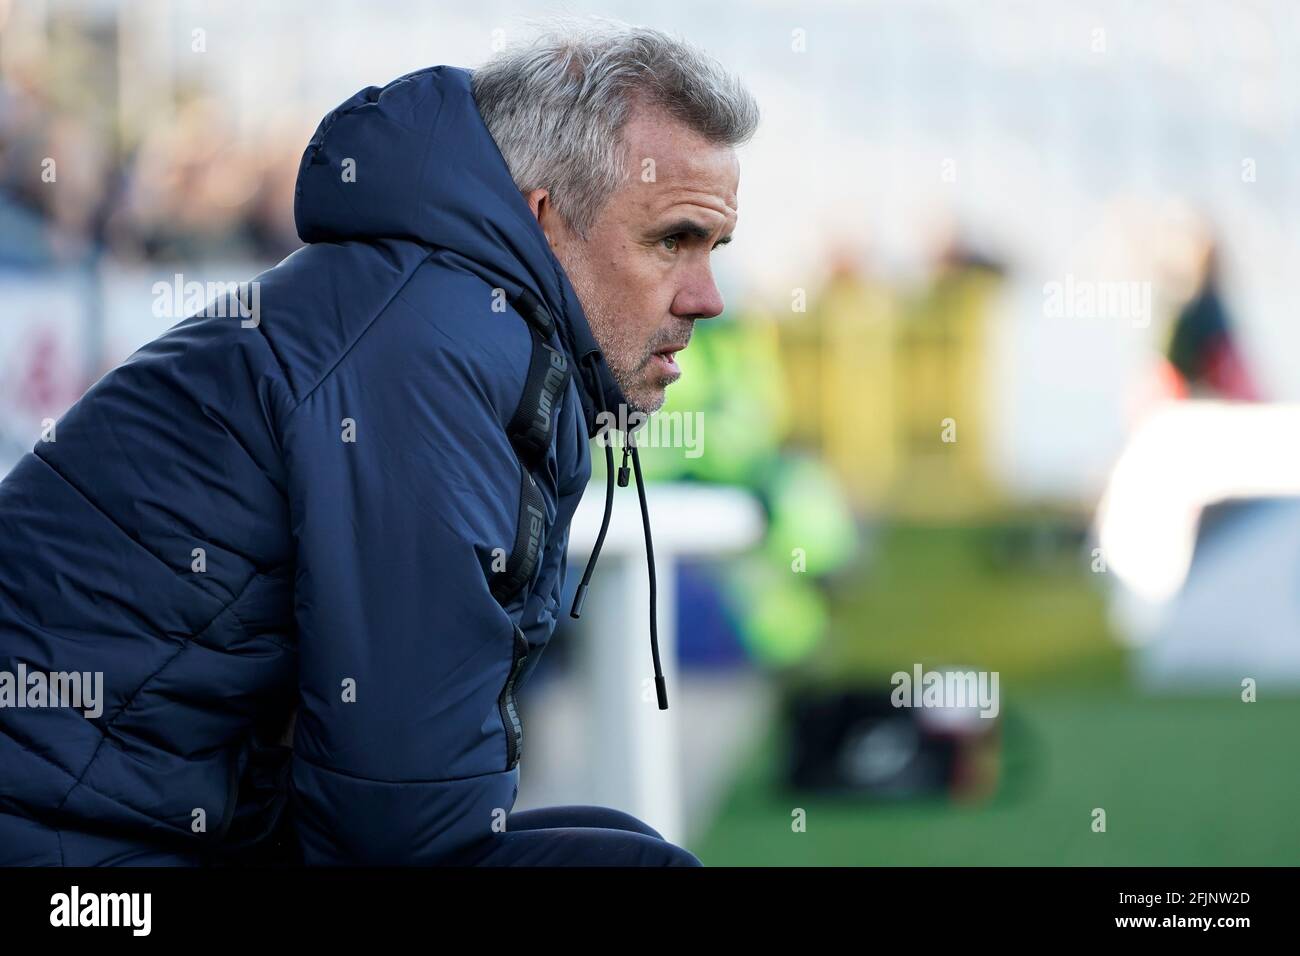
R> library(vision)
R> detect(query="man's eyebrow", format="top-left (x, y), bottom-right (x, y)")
top-left (656, 218), bottom-right (733, 245)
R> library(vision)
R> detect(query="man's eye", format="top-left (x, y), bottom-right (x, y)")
top-left (660, 234), bottom-right (680, 252)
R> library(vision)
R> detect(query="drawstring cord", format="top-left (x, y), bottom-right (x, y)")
top-left (569, 352), bottom-right (615, 620)
top-left (628, 435), bottom-right (668, 710)
top-left (568, 351), bottom-right (669, 710)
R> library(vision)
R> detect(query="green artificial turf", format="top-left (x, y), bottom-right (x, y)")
top-left (693, 689), bottom-right (1300, 865)
top-left (692, 521), bottom-right (1300, 865)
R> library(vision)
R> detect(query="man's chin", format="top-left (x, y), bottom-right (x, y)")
top-left (612, 362), bottom-right (677, 418)
top-left (623, 385), bottom-right (667, 418)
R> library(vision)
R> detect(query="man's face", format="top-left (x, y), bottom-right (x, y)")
top-left (531, 106), bottom-right (740, 415)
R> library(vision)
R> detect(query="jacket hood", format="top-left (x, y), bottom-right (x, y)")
top-left (293, 65), bottom-right (627, 436)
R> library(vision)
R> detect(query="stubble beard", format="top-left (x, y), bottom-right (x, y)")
top-left (565, 249), bottom-right (668, 418)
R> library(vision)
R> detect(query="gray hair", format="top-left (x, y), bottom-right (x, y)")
top-left (471, 17), bottom-right (760, 240)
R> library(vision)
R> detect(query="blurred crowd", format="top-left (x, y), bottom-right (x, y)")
top-left (0, 17), bottom-right (300, 269)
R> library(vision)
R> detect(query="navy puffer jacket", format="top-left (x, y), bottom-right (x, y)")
top-left (0, 65), bottom-right (629, 865)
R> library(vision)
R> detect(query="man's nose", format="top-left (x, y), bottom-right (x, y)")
top-left (672, 265), bottom-right (726, 321)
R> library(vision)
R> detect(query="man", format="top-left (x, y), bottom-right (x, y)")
top-left (0, 20), bottom-right (757, 866)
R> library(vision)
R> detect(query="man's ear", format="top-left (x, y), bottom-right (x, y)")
top-left (525, 187), bottom-right (549, 222)
top-left (525, 188), bottom-right (568, 250)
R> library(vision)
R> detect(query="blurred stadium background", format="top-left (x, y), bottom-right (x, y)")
top-left (4, 0), bottom-right (1300, 864)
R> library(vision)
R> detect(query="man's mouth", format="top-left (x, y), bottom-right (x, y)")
top-left (649, 343), bottom-right (687, 377)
